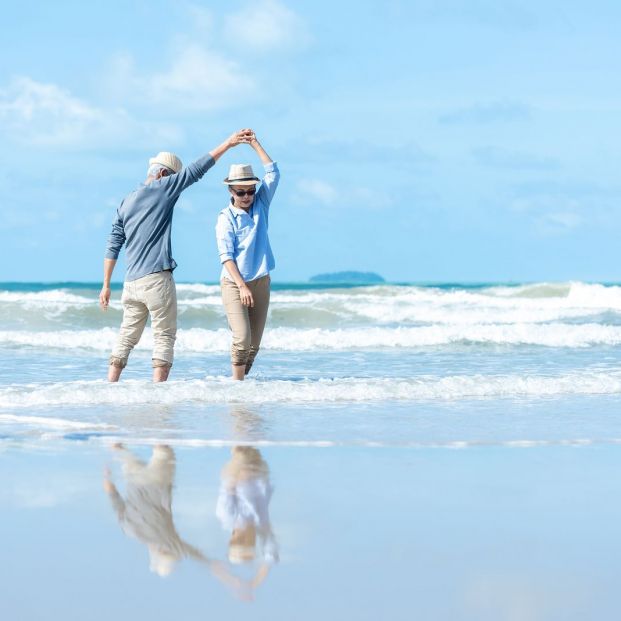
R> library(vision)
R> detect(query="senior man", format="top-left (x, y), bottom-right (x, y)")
top-left (100, 129), bottom-right (253, 382)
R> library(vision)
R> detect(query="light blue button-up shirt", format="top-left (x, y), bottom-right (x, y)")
top-left (215, 162), bottom-right (280, 283)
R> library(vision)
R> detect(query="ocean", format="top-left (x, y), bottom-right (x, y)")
top-left (3, 280), bottom-right (621, 438)
top-left (3, 281), bottom-right (621, 619)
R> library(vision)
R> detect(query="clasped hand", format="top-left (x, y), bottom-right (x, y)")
top-left (228, 128), bottom-right (256, 147)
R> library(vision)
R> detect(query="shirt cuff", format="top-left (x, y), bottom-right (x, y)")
top-left (104, 250), bottom-right (119, 260)
top-left (263, 161), bottom-right (277, 173)
top-left (220, 252), bottom-right (234, 264)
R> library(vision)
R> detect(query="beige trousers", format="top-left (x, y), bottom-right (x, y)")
top-left (110, 270), bottom-right (177, 368)
top-left (221, 274), bottom-right (271, 372)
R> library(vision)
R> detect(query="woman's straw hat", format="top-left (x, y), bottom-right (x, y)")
top-left (228, 544), bottom-right (256, 564)
top-left (223, 164), bottom-right (260, 186)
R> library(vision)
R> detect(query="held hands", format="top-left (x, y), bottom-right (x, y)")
top-left (99, 286), bottom-right (111, 311)
top-left (212, 129), bottom-right (265, 162)
top-left (239, 283), bottom-right (254, 307)
top-left (227, 129), bottom-right (254, 148)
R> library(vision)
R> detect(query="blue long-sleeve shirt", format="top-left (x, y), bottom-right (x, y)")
top-left (105, 154), bottom-right (216, 282)
top-left (215, 162), bottom-right (280, 282)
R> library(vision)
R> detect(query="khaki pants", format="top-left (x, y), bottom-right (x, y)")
top-left (110, 270), bottom-right (177, 368)
top-left (221, 274), bottom-right (270, 372)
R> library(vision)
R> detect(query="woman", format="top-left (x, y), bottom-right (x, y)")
top-left (215, 133), bottom-right (280, 380)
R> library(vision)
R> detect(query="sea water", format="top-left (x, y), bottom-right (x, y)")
top-left (2, 281), bottom-right (621, 619)
top-left (2, 281), bottom-right (621, 445)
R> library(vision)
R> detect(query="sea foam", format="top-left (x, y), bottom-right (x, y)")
top-left (2, 322), bottom-right (621, 352)
top-left (0, 414), bottom-right (116, 430)
top-left (3, 282), bottom-right (621, 328)
top-left (2, 370), bottom-right (621, 408)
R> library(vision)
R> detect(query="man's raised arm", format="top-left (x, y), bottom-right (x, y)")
top-left (162, 129), bottom-right (255, 197)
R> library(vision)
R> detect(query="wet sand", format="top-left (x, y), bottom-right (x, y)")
top-left (2, 441), bottom-right (621, 620)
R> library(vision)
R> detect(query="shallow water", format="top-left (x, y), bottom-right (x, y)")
top-left (3, 281), bottom-right (621, 618)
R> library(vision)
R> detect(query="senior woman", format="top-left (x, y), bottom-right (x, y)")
top-left (215, 134), bottom-right (280, 380)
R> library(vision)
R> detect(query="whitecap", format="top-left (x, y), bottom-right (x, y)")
top-left (0, 413), bottom-right (116, 430)
top-left (2, 323), bottom-right (621, 352)
top-left (2, 370), bottom-right (621, 408)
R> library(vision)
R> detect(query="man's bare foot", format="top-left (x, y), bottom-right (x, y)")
top-left (108, 365), bottom-right (122, 382)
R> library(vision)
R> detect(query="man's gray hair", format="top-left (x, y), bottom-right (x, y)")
top-left (147, 164), bottom-right (174, 178)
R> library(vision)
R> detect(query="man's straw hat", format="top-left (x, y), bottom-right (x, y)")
top-left (149, 152), bottom-right (183, 174)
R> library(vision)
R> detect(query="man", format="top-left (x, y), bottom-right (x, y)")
top-left (100, 129), bottom-right (253, 382)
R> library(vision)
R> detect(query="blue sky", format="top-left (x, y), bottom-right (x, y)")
top-left (1, 0), bottom-right (620, 283)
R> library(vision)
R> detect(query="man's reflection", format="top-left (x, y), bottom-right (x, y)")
top-left (103, 444), bottom-right (207, 576)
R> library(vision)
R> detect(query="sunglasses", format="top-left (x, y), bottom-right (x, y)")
top-left (231, 188), bottom-right (256, 197)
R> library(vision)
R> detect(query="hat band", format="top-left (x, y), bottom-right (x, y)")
top-left (229, 176), bottom-right (258, 182)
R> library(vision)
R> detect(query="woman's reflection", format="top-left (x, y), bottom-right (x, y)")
top-left (216, 445), bottom-right (279, 572)
top-left (103, 443), bottom-right (207, 576)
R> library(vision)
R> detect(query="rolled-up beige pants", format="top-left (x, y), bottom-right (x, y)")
top-left (221, 274), bottom-right (270, 373)
top-left (110, 270), bottom-right (177, 369)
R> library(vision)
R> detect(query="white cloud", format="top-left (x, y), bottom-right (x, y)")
top-left (105, 42), bottom-right (255, 112)
top-left (101, 2), bottom-right (309, 113)
top-left (186, 3), bottom-right (215, 35)
top-left (440, 101), bottom-right (532, 125)
top-left (535, 211), bottom-right (583, 234)
top-left (0, 76), bottom-right (103, 146)
top-left (0, 76), bottom-right (182, 148)
top-left (473, 146), bottom-right (559, 171)
top-left (0, 208), bottom-right (38, 230)
top-left (297, 178), bottom-right (338, 205)
top-left (295, 178), bottom-right (393, 211)
top-left (0, 2), bottom-right (310, 149)
top-left (351, 187), bottom-right (393, 210)
top-left (148, 42), bottom-right (254, 109)
top-left (224, 0), bottom-right (310, 51)
top-left (511, 195), bottom-right (584, 235)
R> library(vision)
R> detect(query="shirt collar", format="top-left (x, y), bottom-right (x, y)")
top-left (229, 204), bottom-right (252, 217)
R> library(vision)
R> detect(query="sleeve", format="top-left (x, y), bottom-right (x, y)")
top-left (160, 154), bottom-right (216, 198)
top-left (262, 531), bottom-right (279, 564)
top-left (255, 162), bottom-right (280, 209)
top-left (104, 204), bottom-right (126, 259)
top-left (215, 485), bottom-right (239, 531)
top-left (106, 486), bottom-right (127, 522)
top-left (215, 211), bottom-right (236, 264)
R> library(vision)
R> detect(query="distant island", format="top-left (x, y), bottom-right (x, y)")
top-left (309, 271), bottom-right (385, 284)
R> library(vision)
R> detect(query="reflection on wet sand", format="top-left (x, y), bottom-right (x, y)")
top-left (103, 444), bottom-right (206, 576)
top-left (217, 446), bottom-right (279, 584)
top-left (103, 442), bottom-right (278, 601)
top-left (229, 404), bottom-right (268, 440)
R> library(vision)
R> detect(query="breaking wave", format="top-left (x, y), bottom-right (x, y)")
top-left (2, 322), bottom-right (621, 352)
top-left (3, 282), bottom-right (621, 330)
top-left (2, 370), bottom-right (621, 408)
